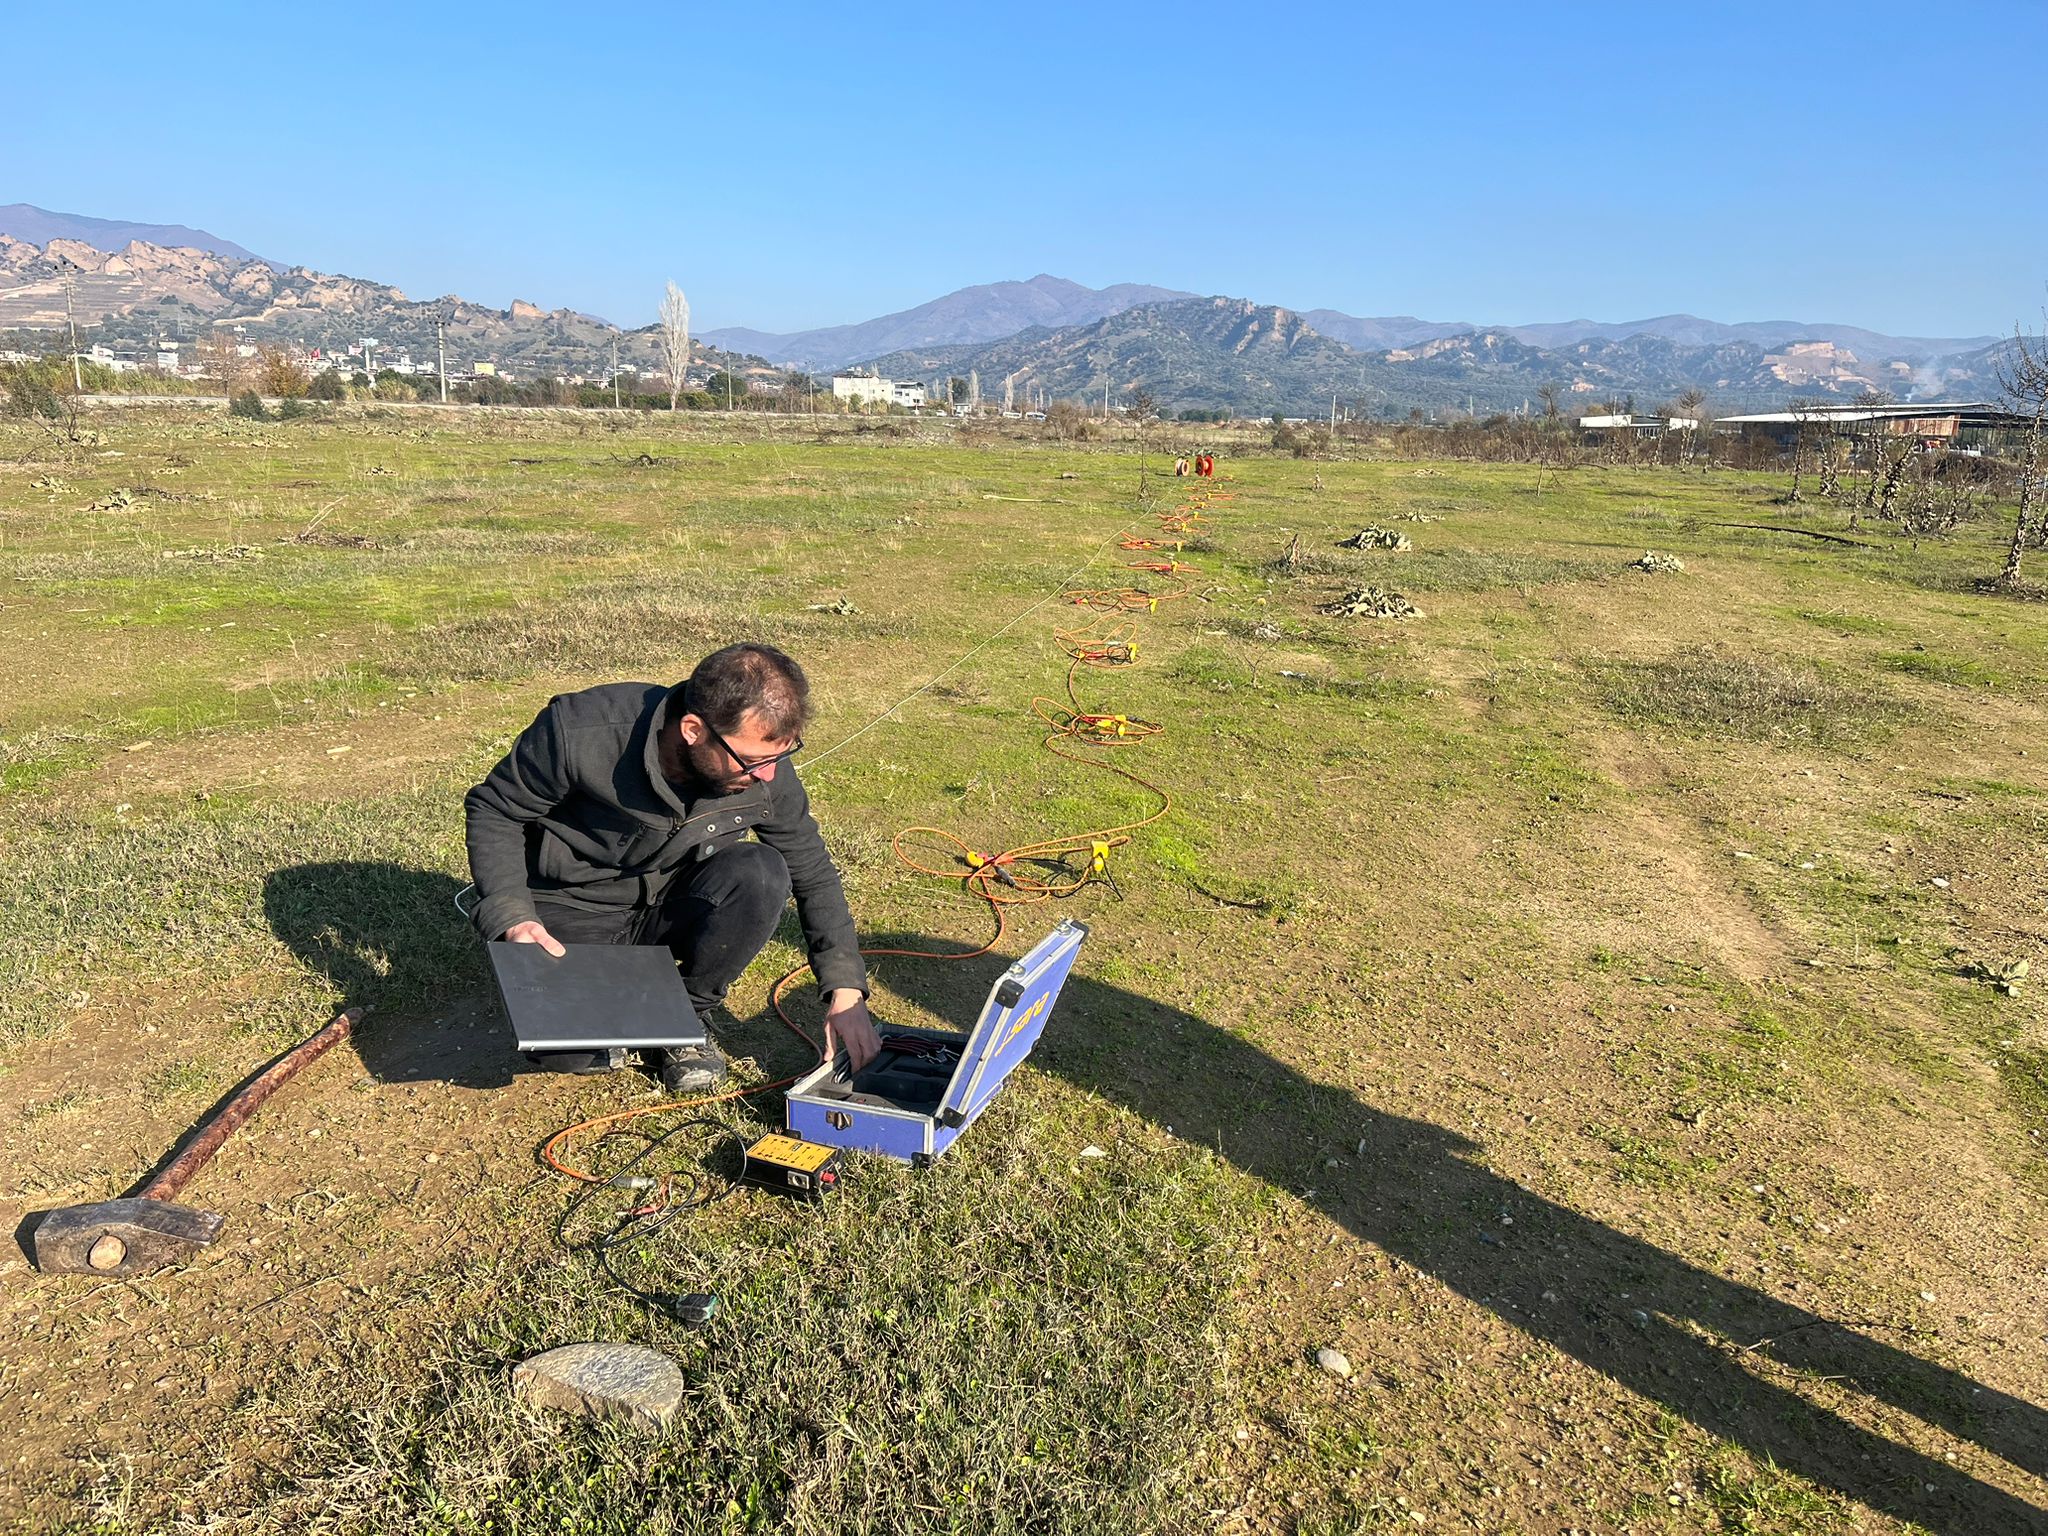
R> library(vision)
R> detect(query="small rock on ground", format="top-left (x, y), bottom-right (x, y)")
top-left (1314, 1346), bottom-right (1353, 1379)
top-left (512, 1342), bottom-right (685, 1428)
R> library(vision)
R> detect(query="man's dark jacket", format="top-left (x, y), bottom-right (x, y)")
top-left (464, 681), bottom-right (867, 996)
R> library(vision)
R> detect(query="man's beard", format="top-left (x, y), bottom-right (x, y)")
top-left (680, 736), bottom-right (753, 795)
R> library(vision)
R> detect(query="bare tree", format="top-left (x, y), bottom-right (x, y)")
top-left (658, 281), bottom-right (690, 412)
top-left (1872, 432), bottom-right (1918, 524)
top-left (1898, 449), bottom-right (1984, 544)
top-left (1815, 430), bottom-right (1843, 498)
top-left (1673, 387), bottom-right (1708, 466)
top-left (197, 331), bottom-right (250, 393)
top-left (1992, 317), bottom-right (2048, 589)
top-left (1851, 388), bottom-right (1895, 508)
top-left (1043, 399), bottom-right (1087, 443)
top-left (1784, 397), bottom-right (1832, 502)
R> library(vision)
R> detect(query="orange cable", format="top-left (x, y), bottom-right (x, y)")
top-left (541, 463), bottom-right (1232, 1187)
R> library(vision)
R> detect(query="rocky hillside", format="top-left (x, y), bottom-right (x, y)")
top-left (862, 298), bottom-right (2013, 416)
top-left (0, 203), bottom-right (262, 263)
top-left (0, 234), bottom-right (771, 381)
top-left (1501, 312), bottom-right (1994, 362)
top-left (702, 274), bottom-right (1193, 372)
top-left (865, 296), bottom-right (1371, 412)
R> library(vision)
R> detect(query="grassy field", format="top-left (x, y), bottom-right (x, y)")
top-left (2, 405), bottom-right (2044, 1535)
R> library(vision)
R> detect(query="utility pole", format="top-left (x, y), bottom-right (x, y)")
top-left (1330, 393), bottom-right (1337, 433)
top-left (725, 359), bottom-right (734, 411)
top-left (436, 316), bottom-right (449, 403)
top-left (62, 267), bottom-right (83, 391)
top-left (611, 335), bottom-right (620, 408)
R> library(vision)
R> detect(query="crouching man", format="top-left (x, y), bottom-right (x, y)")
top-left (463, 642), bottom-right (880, 1095)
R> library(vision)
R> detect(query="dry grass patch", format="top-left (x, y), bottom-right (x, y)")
top-left (400, 578), bottom-right (894, 684)
top-left (1598, 645), bottom-right (1900, 747)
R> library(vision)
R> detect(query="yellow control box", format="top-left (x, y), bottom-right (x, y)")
top-left (741, 1133), bottom-right (845, 1197)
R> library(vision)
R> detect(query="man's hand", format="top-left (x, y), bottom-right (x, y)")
top-left (504, 919), bottom-right (565, 957)
top-left (823, 988), bottom-right (881, 1074)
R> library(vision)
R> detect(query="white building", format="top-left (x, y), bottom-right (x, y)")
top-left (831, 373), bottom-right (927, 408)
top-left (1578, 412), bottom-right (1700, 436)
top-left (831, 372), bottom-right (891, 405)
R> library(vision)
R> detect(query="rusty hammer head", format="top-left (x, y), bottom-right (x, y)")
top-left (31, 1198), bottom-right (225, 1277)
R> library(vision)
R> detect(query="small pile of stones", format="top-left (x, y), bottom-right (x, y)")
top-left (1317, 586), bottom-right (1421, 619)
top-left (1338, 526), bottom-right (1411, 552)
top-left (161, 545), bottom-right (265, 562)
top-left (88, 488), bottom-right (134, 512)
top-left (1630, 551), bottom-right (1685, 573)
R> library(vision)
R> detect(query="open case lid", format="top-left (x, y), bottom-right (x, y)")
top-left (936, 918), bottom-right (1089, 1128)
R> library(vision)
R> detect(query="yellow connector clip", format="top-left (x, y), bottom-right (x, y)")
top-left (1147, 598), bottom-right (1159, 613)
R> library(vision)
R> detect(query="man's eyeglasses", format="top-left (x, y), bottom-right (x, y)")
top-left (702, 718), bottom-right (802, 777)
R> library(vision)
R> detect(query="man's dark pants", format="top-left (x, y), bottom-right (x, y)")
top-left (524, 842), bottom-right (791, 1071)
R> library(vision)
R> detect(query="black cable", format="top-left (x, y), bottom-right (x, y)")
top-left (555, 1116), bottom-right (748, 1322)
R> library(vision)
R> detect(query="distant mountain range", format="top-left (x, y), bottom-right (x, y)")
top-left (864, 297), bottom-right (2013, 416)
top-left (701, 275), bottom-right (1195, 372)
top-left (717, 283), bottom-right (1998, 377)
top-left (0, 203), bottom-right (2017, 412)
top-left (1496, 313), bottom-right (1992, 363)
top-left (0, 230), bottom-right (752, 381)
top-left (0, 203), bottom-right (264, 264)
top-left (724, 276), bottom-right (2003, 413)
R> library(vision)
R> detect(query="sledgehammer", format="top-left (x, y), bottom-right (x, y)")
top-left (31, 1007), bottom-right (365, 1277)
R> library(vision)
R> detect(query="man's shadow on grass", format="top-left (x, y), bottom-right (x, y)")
top-left (837, 928), bottom-right (2047, 1535)
top-left (262, 862), bottom-right (519, 1090)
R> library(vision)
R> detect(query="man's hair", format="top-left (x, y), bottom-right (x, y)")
top-left (678, 643), bottom-right (810, 738)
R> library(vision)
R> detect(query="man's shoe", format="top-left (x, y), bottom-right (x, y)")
top-left (656, 1040), bottom-right (727, 1097)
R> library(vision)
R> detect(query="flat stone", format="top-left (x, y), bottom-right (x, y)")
top-left (1314, 1346), bottom-right (1353, 1379)
top-left (511, 1343), bottom-right (684, 1429)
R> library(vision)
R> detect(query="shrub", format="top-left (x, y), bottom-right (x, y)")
top-left (229, 390), bottom-right (269, 421)
top-left (2, 360), bottom-right (65, 419)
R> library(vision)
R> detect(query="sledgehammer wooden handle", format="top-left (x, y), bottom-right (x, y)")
top-left (139, 1006), bottom-right (365, 1205)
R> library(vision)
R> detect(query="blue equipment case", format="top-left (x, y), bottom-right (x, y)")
top-left (785, 919), bottom-right (1089, 1164)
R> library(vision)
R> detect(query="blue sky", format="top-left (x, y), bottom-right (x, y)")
top-left (8, 2), bottom-right (2044, 337)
